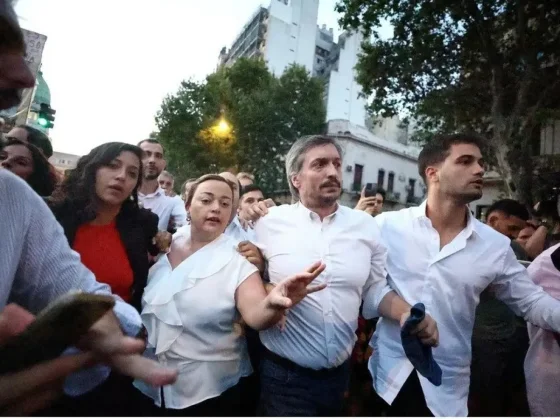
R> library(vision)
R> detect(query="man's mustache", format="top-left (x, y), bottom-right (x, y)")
top-left (320, 180), bottom-right (341, 188)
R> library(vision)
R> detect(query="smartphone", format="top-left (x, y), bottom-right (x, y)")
top-left (364, 188), bottom-right (377, 198)
top-left (0, 292), bottom-right (115, 374)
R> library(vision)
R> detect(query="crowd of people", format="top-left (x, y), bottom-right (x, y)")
top-left (2, 0), bottom-right (560, 416)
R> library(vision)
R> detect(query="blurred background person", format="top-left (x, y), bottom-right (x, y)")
top-left (524, 243), bottom-right (560, 416)
top-left (137, 139), bottom-right (186, 231)
top-left (181, 177), bottom-right (197, 202)
top-left (4, 124), bottom-right (53, 158)
top-left (237, 172), bottom-right (254, 187)
top-left (158, 170), bottom-right (176, 197)
top-left (470, 199), bottom-right (531, 416)
top-left (238, 184), bottom-right (264, 223)
top-left (517, 221), bottom-right (538, 249)
top-left (355, 186), bottom-right (385, 216)
top-left (0, 138), bottom-right (57, 197)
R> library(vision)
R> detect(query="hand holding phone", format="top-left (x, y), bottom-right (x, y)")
top-left (0, 304), bottom-right (96, 415)
top-left (0, 292), bottom-right (114, 374)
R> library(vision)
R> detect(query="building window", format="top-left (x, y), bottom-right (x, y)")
top-left (407, 178), bottom-right (416, 201)
top-left (387, 172), bottom-right (395, 193)
top-left (476, 205), bottom-right (491, 221)
top-left (377, 169), bottom-right (385, 188)
top-left (353, 164), bottom-right (363, 191)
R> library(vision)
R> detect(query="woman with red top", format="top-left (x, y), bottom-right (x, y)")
top-left (45, 142), bottom-right (168, 416)
top-left (48, 142), bottom-right (169, 310)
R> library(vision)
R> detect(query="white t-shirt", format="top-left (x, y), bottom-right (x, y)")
top-left (134, 234), bottom-right (257, 409)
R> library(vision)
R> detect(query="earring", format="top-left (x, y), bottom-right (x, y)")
top-left (186, 212), bottom-right (191, 223)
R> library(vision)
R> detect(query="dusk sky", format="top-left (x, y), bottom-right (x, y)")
top-left (14, 0), bottom-right (343, 155)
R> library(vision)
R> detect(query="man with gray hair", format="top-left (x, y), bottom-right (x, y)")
top-left (246, 135), bottom-right (438, 416)
top-left (157, 170), bottom-right (176, 197)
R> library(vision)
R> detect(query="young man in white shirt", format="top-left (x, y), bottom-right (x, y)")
top-left (247, 135), bottom-right (438, 416)
top-left (370, 133), bottom-right (560, 416)
top-left (137, 139), bottom-right (187, 231)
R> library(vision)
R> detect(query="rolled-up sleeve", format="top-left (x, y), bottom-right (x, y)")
top-left (362, 220), bottom-right (391, 319)
top-left (493, 247), bottom-right (560, 332)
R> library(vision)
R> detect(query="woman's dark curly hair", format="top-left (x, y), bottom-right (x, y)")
top-left (0, 139), bottom-right (57, 197)
top-left (50, 142), bottom-right (144, 223)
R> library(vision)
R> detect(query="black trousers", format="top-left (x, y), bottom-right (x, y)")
top-left (376, 372), bottom-right (434, 417)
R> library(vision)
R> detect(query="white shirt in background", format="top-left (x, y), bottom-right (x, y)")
top-left (134, 234), bottom-right (257, 409)
top-left (225, 216), bottom-right (254, 243)
top-left (370, 201), bottom-right (560, 417)
top-left (139, 187), bottom-right (187, 230)
top-left (254, 203), bottom-right (390, 370)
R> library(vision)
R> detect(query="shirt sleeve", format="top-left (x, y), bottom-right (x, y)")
top-left (493, 246), bottom-right (560, 332)
top-left (251, 215), bottom-right (270, 256)
top-left (9, 179), bottom-right (142, 394)
top-left (235, 255), bottom-right (260, 288)
top-left (362, 218), bottom-right (392, 319)
top-left (170, 197), bottom-right (187, 228)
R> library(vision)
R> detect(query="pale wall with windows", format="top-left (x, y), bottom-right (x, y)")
top-left (324, 31), bottom-right (368, 127)
top-left (264, 0), bottom-right (319, 75)
top-left (49, 151), bottom-right (80, 173)
top-left (326, 120), bottom-right (423, 209)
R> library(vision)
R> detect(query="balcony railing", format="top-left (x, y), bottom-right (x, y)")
top-left (385, 191), bottom-right (401, 202)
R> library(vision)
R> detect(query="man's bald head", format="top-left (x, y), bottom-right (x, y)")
top-left (0, 0), bottom-right (35, 110)
top-left (219, 172), bottom-right (240, 221)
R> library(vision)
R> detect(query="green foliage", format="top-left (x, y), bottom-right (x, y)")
top-left (154, 58), bottom-right (326, 195)
top-left (336, 0), bottom-right (560, 203)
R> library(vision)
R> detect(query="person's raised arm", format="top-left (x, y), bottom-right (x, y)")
top-left (493, 245), bottom-right (560, 332)
top-left (235, 262), bottom-right (326, 331)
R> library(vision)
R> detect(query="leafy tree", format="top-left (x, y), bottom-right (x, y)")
top-left (336, 0), bottom-right (560, 204)
top-left (154, 58), bottom-right (326, 195)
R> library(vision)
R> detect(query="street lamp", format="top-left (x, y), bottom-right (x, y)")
top-left (214, 118), bottom-right (231, 136)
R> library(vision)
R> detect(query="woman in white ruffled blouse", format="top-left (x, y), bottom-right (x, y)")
top-left (134, 174), bottom-right (326, 416)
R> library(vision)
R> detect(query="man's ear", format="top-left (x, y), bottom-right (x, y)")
top-left (291, 173), bottom-right (301, 191)
top-left (486, 213), bottom-right (498, 227)
top-left (425, 166), bottom-right (439, 185)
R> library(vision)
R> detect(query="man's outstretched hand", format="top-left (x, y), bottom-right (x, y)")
top-left (0, 304), bottom-right (94, 415)
top-left (0, 303), bottom-right (178, 415)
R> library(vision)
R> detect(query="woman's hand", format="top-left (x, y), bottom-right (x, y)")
top-left (266, 262), bottom-right (327, 310)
